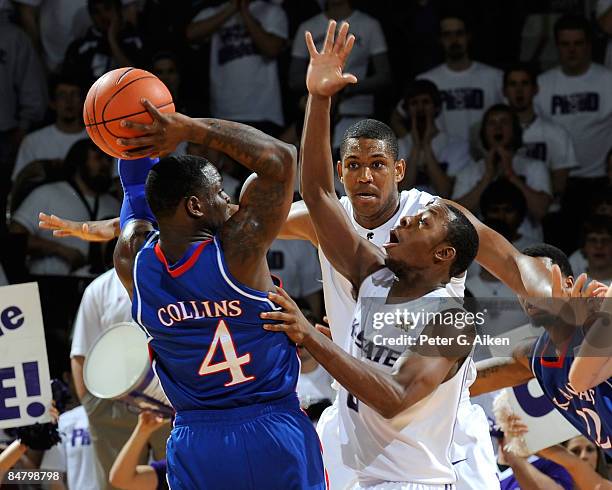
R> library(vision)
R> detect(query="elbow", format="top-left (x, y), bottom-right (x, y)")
top-left (568, 371), bottom-right (594, 393)
top-left (108, 469), bottom-right (128, 490)
top-left (267, 142), bottom-right (297, 182)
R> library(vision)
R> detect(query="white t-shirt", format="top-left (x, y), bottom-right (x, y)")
top-left (12, 181), bottom-right (120, 276)
top-left (292, 11), bottom-right (387, 119)
top-left (267, 239), bottom-right (322, 299)
top-left (40, 406), bottom-right (101, 490)
top-left (192, 1), bottom-right (288, 126)
top-left (534, 63), bottom-right (612, 177)
top-left (519, 116), bottom-right (578, 171)
top-left (297, 365), bottom-right (334, 409)
top-left (12, 0), bottom-right (90, 71)
top-left (70, 269), bottom-right (132, 358)
top-left (418, 62), bottom-right (504, 141)
top-left (12, 124), bottom-right (88, 181)
top-left (452, 154), bottom-right (552, 200)
top-left (398, 130), bottom-right (473, 194)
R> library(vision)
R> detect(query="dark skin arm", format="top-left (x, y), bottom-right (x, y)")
top-left (262, 287), bottom-right (472, 418)
top-left (300, 21), bottom-right (384, 289)
top-left (470, 338), bottom-right (536, 396)
top-left (116, 103), bottom-right (296, 292)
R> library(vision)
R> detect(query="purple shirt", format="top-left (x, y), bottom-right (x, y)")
top-left (499, 456), bottom-right (573, 490)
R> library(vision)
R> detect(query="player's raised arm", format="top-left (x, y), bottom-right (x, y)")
top-left (300, 21), bottom-right (384, 288)
top-left (442, 199), bottom-right (553, 298)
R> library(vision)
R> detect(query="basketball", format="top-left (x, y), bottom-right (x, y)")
top-left (83, 67), bottom-right (175, 159)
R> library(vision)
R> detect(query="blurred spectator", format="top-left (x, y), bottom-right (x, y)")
top-left (452, 104), bottom-right (552, 240)
top-left (394, 79), bottom-right (473, 197)
top-left (70, 266), bottom-right (169, 490)
top-left (150, 51), bottom-right (187, 114)
top-left (9, 139), bottom-right (120, 277)
top-left (597, 0), bottom-right (612, 70)
top-left (534, 14), bottom-right (612, 179)
top-left (13, 0), bottom-right (90, 72)
top-left (497, 437), bottom-right (574, 490)
top-left (503, 64), bottom-right (578, 199)
top-left (0, 12), bottom-right (48, 234)
top-left (63, 0), bottom-right (146, 86)
top-left (266, 238), bottom-right (323, 320)
top-left (109, 411), bottom-right (170, 490)
top-left (290, 0), bottom-right (390, 150)
top-left (568, 215), bottom-right (612, 281)
top-left (538, 436), bottom-right (611, 490)
top-left (187, 0), bottom-right (288, 136)
top-left (11, 73), bottom-right (87, 182)
top-left (415, 12), bottom-right (503, 145)
top-left (40, 404), bottom-right (103, 490)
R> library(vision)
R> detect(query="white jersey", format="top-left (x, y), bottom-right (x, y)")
top-left (317, 189), bottom-right (497, 489)
top-left (519, 116), bottom-right (578, 171)
top-left (339, 268), bottom-right (471, 485)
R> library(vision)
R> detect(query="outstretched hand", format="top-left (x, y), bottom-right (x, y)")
top-left (38, 213), bottom-right (119, 242)
top-left (260, 287), bottom-right (319, 344)
top-left (116, 99), bottom-right (192, 159)
top-left (305, 20), bottom-right (357, 98)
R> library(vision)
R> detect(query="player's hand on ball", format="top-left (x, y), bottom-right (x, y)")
top-left (305, 20), bottom-right (357, 98)
top-left (261, 287), bottom-right (316, 344)
top-left (117, 98), bottom-right (191, 158)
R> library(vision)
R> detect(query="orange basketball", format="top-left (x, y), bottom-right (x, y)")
top-left (83, 67), bottom-right (175, 159)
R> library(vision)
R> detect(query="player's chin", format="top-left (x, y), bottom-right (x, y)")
top-left (351, 194), bottom-right (381, 213)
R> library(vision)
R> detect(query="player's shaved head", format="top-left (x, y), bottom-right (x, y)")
top-left (146, 155), bottom-right (221, 220)
top-left (340, 119), bottom-right (399, 160)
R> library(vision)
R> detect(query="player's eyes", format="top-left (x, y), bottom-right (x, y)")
top-left (372, 162), bottom-right (384, 169)
top-left (348, 162), bottom-right (359, 169)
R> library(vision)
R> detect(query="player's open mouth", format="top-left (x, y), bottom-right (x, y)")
top-left (382, 229), bottom-right (400, 249)
top-left (355, 192), bottom-right (377, 200)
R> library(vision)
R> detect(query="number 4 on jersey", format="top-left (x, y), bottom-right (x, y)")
top-left (198, 320), bottom-right (255, 387)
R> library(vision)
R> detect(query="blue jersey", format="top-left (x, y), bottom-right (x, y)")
top-left (531, 328), bottom-right (612, 455)
top-left (131, 232), bottom-right (300, 411)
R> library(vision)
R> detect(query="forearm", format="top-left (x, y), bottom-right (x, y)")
top-left (241, 10), bottom-right (284, 58)
top-left (186, 5), bottom-right (235, 42)
top-left (301, 329), bottom-right (417, 418)
top-left (277, 201), bottom-right (318, 245)
top-left (190, 119), bottom-right (295, 179)
top-left (423, 148), bottom-right (453, 197)
top-left (0, 440), bottom-right (27, 476)
top-left (538, 446), bottom-right (611, 490)
top-left (454, 172), bottom-right (494, 211)
top-left (508, 457), bottom-right (563, 490)
top-left (109, 429), bottom-right (150, 488)
top-left (118, 158), bottom-right (158, 229)
top-left (471, 357), bottom-right (533, 396)
top-left (510, 177), bottom-right (551, 220)
top-left (71, 357), bottom-right (87, 401)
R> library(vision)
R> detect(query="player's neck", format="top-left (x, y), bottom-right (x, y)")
top-left (353, 195), bottom-right (400, 230)
top-left (388, 270), bottom-right (445, 300)
top-left (445, 57), bottom-right (472, 72)
top-left (561, 61), bottom-right (591, 77)
top-left (157, 228), bottom-right (214, 264)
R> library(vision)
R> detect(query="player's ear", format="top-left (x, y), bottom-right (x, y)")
top-left (395, 159), bottom-right (406, 182)
top-left (434, 245), bottom-right (456, 264)
top-left (565, 275), bottom-right (574, 289)
top-left (336, 161), bottom-right (343, 182)
top-left (185, 195), bottom-right (204, 218)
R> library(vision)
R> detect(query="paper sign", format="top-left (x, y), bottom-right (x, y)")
top-left (0, 283), bottom-right (52, 429)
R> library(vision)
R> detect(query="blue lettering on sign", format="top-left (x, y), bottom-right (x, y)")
top-left (551, 93), bottom-right (599, 115)
top-left (0, 367), bottom-right (19, 420)
top-left (441, 88), bottom-right (484, 110)
top-left (524, 142), bottom-right (547, 162)
top-left (0, 306), bottom-right (24, 335)
top-left (513, 382), bottom-right (555, 417)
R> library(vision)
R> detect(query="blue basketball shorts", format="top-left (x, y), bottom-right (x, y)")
top-left (166, 394), bottom-right (327, 489)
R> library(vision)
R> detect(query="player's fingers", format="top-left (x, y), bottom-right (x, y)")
top-left (141, 98), bottom-right (163, 120)
top-left (305, 31), bottom-right (318, 57)
top-left (334, 22), bottom-right (349, 53)
top-left (260, 311), bottom-right (293, 322)
top-left (315, 324), bottom-right (332, 339)
top-left (340, 34), bottom-right (355, 61)
top-left (572, 273), bottom-right (588, 298)
top-left (267, 292), bottom-right (294, 312)
top-left (593, 286), bottom-right (609, 298)
top-left (274, 285), bottom-right (294, 302)
top-left (39, 220), bottom-right (57, 230)
top-left (120, 119), bottom-right (154, 132)
top-left (584, 280), bottom-right (600, 299)
top-left (323, 20), bottom-right (336, 53)
top-left (342, 73), bottom-right (358, 85)
top-left (121, 146), bottom-right (155, 159)
top-left (551, 264), bottom-right (563, 297)
top-left (117, 135), bottom-right (156, 148)
top-left (263, 323), bottom-right (289, 332)
top-left (53, 230), bottom-right (73, 237)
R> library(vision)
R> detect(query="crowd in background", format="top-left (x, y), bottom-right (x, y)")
top-left (1, 0), bottom-right (612, 488)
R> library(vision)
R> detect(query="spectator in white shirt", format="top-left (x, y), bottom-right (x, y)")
top-left (503, 64), bottom-right (578, 199)
top-left (414, 12), bottom-right (503, 144)
top-left (12, 74), bottom-right (88, 182)
top-left (187, 0), bottom-right (288, 137)
top-left (452, 104), bottom-right (552, 240)
top-left (9, 139), bottom-right (120, 276)
top-left (534, 14), bottom-right (612, 181)
top-left (394, 79), bottom-right (473, 197)
top-left (290, 0), bottom-right (391, 150)
top-left (568, 215), bottom-right (612, 283)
